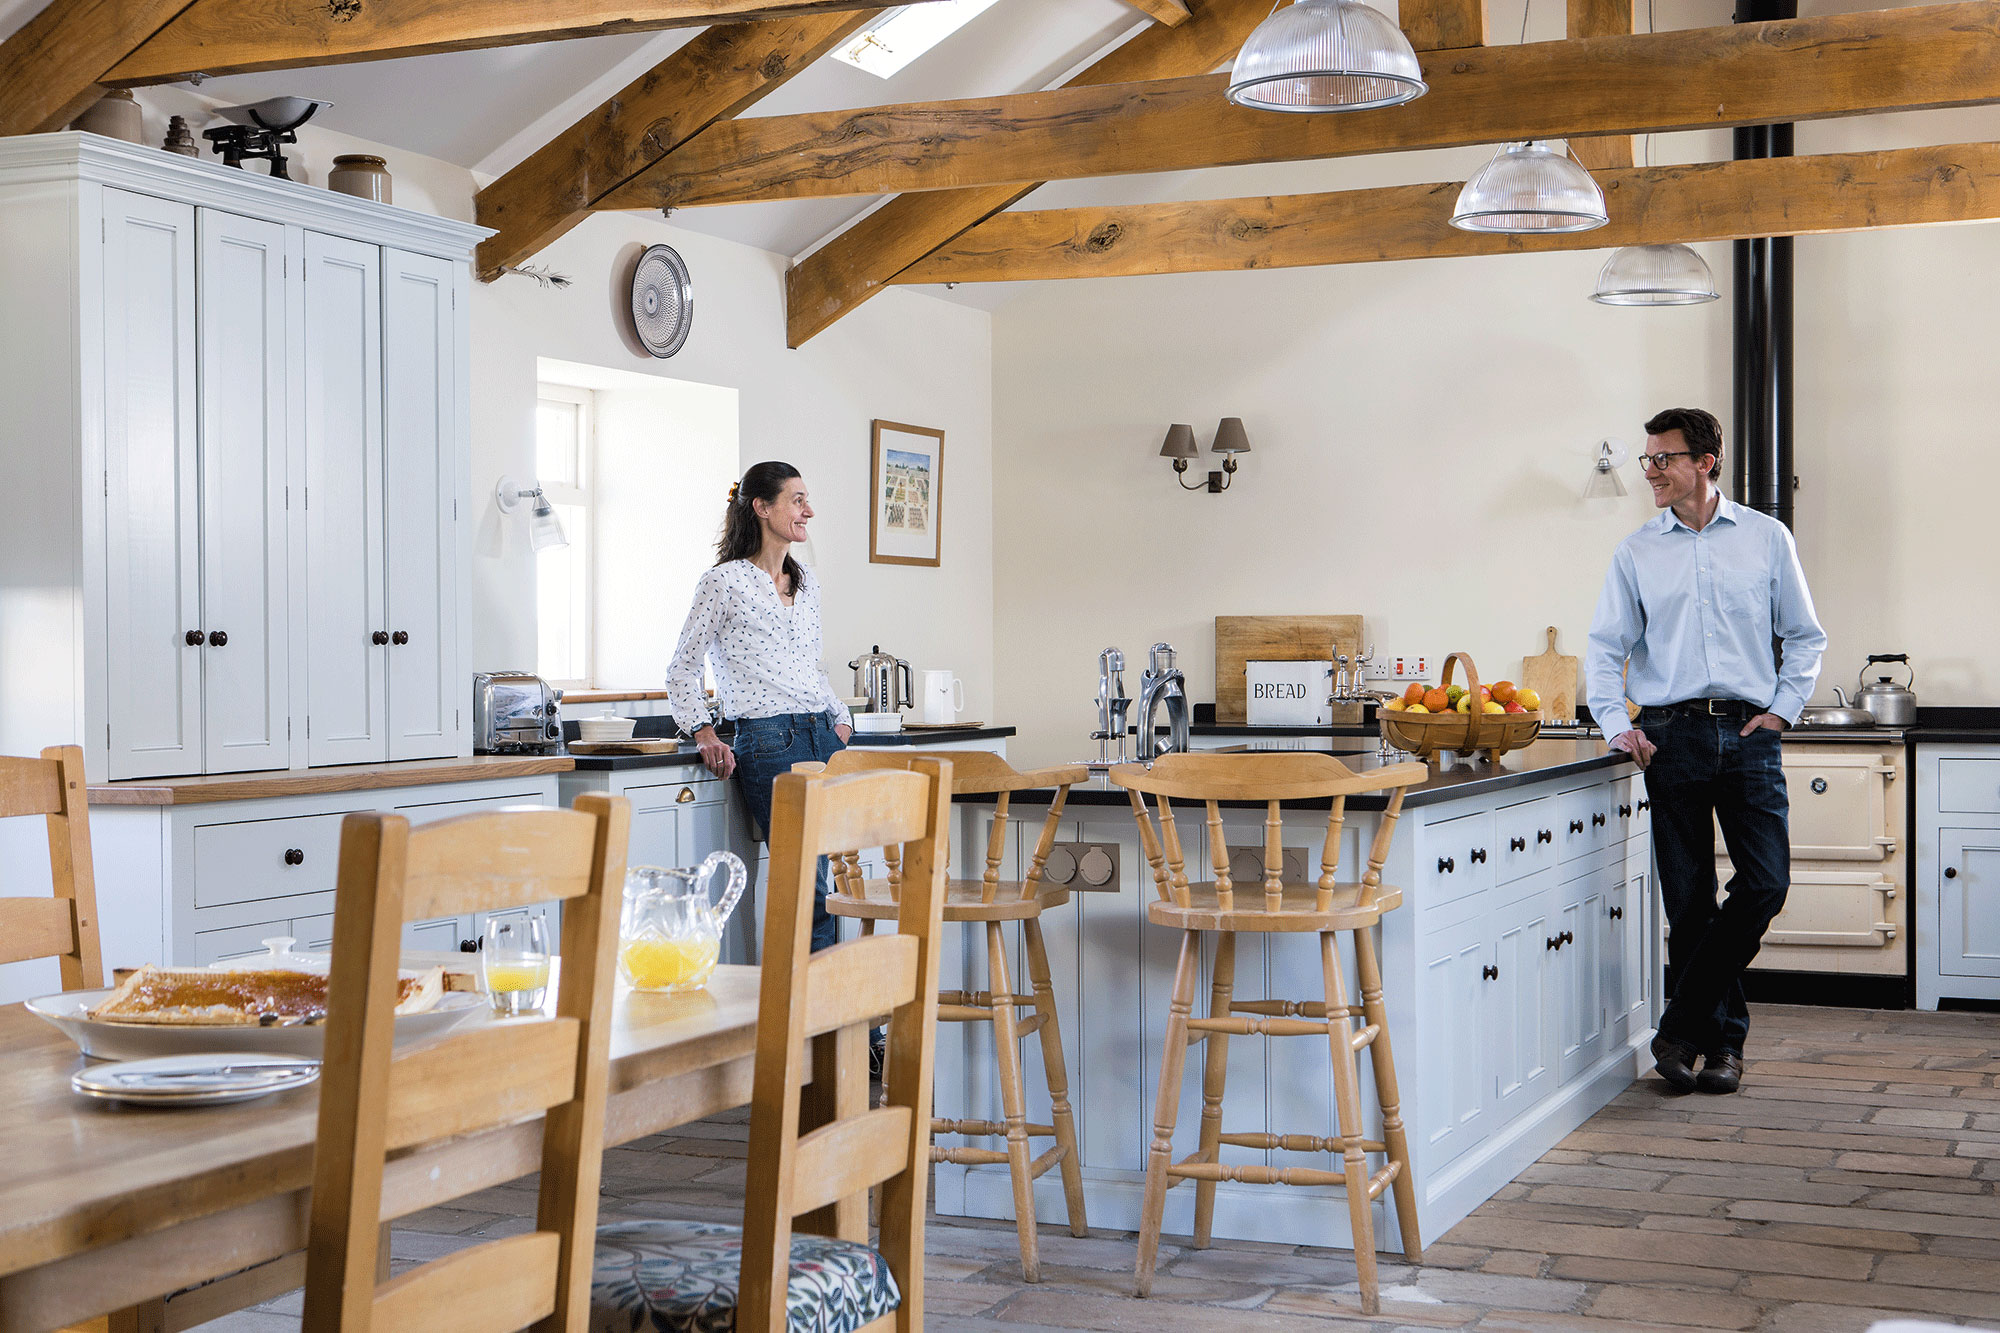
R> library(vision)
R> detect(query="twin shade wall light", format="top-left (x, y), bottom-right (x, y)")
top-left (1161, 418), bottom-right (1252, 493)
top-left (495, 476), bottom-right (569, 551)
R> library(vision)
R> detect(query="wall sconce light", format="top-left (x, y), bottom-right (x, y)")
top-left (1161, 417), bottom-right (1253, 493)
top-left (496, 475), bottom-right (569, 550)
top-left (1582, 439), bottom-right (1629, 499)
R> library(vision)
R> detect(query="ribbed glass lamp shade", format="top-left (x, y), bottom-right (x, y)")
top-left (1227, 0), bottom-right (1427, 113)
top-left (1451, 141), bottom-right (1609, 234)
top-left (1590, 244), bottom-right (1721, 305)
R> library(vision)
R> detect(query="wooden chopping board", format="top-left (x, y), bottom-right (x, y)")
top-left (1521, 626), bottom-right (1579, 722)
top-left (1215, 615), bottom-right (1363, 724)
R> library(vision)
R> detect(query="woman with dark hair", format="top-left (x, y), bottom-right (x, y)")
top-left (667, 461), bottom-right (852, 951)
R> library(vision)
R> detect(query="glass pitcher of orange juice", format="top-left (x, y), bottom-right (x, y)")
top-left (619, 853), bottom-right (747, 993)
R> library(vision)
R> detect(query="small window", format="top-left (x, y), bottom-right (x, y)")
top-left (535, 383), bottom-right (593, 687)
top-left (831, 0), bottom-right (1001, 79)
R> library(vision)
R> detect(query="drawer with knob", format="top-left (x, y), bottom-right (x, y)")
top-left (1423, 808), bottom-right (1494, 909)
top-left (1558, 785), bottom-right (1618, 862)
top-left (192, 810), bottom-right (355, 908)
top-left (1493, 795), bottom-right (1557, 887)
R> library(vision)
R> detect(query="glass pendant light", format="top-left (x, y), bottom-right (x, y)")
top-left (1227, 0), bottom-right (1427, 113)
top-left (1450, 140), bottom-right (1609, 233)
top-left (1590, 243), bottom-right (1720, 305)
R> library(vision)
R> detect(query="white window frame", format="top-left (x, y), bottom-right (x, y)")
top-left (535, 383), bottom-right (595, 688)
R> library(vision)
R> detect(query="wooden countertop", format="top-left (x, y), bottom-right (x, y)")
top-left (88, 755), bottom-right (575, 806)
top-left (561, 689), bottom-right (672, 703)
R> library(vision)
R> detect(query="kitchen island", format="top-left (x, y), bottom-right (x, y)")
top-left (934, 739), bottom-right (1657, 1253)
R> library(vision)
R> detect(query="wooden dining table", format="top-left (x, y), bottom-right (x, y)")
top-left (0, 965), bottom-right (763, 1331)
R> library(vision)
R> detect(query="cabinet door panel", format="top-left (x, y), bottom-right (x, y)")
top-left (103, 189), bottom-right (201, 779)
top-left (1490, 890), bottom-right (1553, 1128)
top-left (198, 209), bottom-right (289, 773)
top-left (1420, 918), bottom-right (1490, 1172)
top-left (381, 249), bottom-right (457, 760)
top-left (1940, 829), bottom-right (2000, 979)
top-left (303, 234), bottom-right (385, 765)
top-left (1558, 878), bottom-right (1606, 1084)
top-left (1620, 864), bottom-right (1652, 1031)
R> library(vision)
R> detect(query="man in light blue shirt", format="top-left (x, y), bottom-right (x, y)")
top-left (1585, 407), bottom-right (1825, 1097)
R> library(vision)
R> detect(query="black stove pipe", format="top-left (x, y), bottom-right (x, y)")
top-left (1731, 0), bottom-right (1796, 529)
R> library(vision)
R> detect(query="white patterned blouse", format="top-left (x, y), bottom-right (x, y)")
top-left (666, 560), bottom-right (852, 735)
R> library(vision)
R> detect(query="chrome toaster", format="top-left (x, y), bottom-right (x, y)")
top-left (473, 672), bottom-right (563, 754)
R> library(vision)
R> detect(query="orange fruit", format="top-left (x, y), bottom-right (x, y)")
top-left (1402, 683), bottom-right (1427, 705)
top-left (1422, 688), bottom-right (1450, 713)
top-left (1491, 680), bottom-right (1517, 704)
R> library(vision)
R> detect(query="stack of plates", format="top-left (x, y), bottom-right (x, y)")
top-left (72, 1053), bottom-right (321, 1107)
top-left (577, 717), bottom-right (638, 743)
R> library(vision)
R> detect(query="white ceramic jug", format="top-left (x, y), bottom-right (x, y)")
top-left (920, 669), bottom-right (965, 725)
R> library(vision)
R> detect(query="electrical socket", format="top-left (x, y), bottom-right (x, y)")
top-left (1371, 654), bottom-right (1430, 681)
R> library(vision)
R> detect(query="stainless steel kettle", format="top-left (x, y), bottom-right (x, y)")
top-left (1854, 653), bottom-right (1917, 726)
top-left (849, 645), bottom-right (913, 714)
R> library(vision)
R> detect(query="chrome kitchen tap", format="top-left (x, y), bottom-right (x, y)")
top-left (1091, 647), bottom-right (1131, 768)
top-left (1135, 642), bottom-right (1190, 765)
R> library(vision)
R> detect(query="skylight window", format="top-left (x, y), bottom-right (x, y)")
top-left (831, 0), bottom-right (1002, 79)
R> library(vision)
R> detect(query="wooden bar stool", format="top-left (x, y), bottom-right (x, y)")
top-left (1112, 752), bottom-right (1429, 1316)
top-left (799, 749), bottom-right (1089, 1282)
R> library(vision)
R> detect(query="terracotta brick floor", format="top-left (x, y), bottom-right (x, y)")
top-left (196, 1003), bottom-right (2000, 1331)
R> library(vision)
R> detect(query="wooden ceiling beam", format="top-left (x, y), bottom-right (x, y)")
top-left (1400, 0), bottom-right (1486, 53)
top-left (473, 13), bottom-right (873, 280)
top-left (780, 0), bottom-right (1277, 348)
top-left (892, 142), bottom-right (2000, 283)
top-left (1122, 0), bottom-right (1192, 25)
top-left (602, 1), bottom-right (2000, 211)
top-left (0, 0), bottom-right (204, 135)
top-left (103, 0), bottom-right (937, 85)
top-left (1566, 0), bottom-right (1634, 170)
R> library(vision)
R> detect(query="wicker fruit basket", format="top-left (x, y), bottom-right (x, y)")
top-left (1379, 652), bottom-right (1541, 762)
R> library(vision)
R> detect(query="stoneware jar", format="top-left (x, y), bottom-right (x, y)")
top-left (327, 154), bottom-right (392, 204)
top-left (72, 89), bottom-right (144, 144)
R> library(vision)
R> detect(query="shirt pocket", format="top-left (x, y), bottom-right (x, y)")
top-left (1719, 569), bottom-right (1773, 636)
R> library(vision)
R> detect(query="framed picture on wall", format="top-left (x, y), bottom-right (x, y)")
top-left (869, 419), bottom-right (944, 567)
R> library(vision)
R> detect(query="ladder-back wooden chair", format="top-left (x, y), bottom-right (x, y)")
top-left (799, 748), bottom-right (1088, 1282)
top-left (299, 794), bottom-right (631, 1333)
top-left (1111, 751), bottom-right (1429, 1316)
top-left (0, 745), bottom-right (102, 988)
top-left (586, 757), bottom-right (951, 1333)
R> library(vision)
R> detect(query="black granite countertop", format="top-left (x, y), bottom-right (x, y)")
top-left (564, 724), bottom-right (1016, 771)
top-left (961, 738), bottom-right (1633, 812)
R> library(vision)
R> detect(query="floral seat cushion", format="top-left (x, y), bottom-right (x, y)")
top-left (589, 1218), bottom-right (900, 1333)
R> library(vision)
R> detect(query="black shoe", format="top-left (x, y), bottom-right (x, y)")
top-left (1695, 1051), bottom-right (1743, 1095)
top-left (1651, 1034), bottom-right (1700, 1092)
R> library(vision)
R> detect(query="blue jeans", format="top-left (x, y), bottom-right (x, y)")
top-left (1640, 706), bottom-right (1791, 1056)
top-left (732, 712), bottom-right (847, 952)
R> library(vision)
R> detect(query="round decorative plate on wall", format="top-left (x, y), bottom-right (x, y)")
top-left (629, 244), bottom-right (693, 358)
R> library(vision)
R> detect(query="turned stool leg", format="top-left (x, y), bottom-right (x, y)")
top-left (987, 920), bottom-right (1041, 1281)
top-left (1023, 917), bottom-right (1088, 1237)
top-left (1355, 921), bottom-right (1421, 1259)
top-left (1192, 930), bottom-right (1236, 1248)
top-left (1322, 930), bottom-right (1381, 1316)
top-left (1135, 930), bottom-right (1200, 1298)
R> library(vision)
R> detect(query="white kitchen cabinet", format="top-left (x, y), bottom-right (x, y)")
top-left (102, 188), bottom-right (201, 779)
top-left (1937, 828), bottom-right (2000, 981)
top-left (1916, 744), bottom-right (2000, 1007)
top-left (1420, 917), bottom-right (1490, 1173)
top-left (1489, 887), bottom-right (1555, 1131)
top-left (0, 135), bottom-right (478, 778)
top-left (1556, 868), bottom-right (1608, 1084)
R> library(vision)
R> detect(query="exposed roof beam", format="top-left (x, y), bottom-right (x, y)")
top-left (894, 142), bottom-right (2000, 283)
top-left (1121, 0), bottom-right (1191, 24)
top-left (103, 0), bottom-right (941, 85)
top-left (473, 13), bottom-right (873, 280)
top-left (1567, 0), bottom-right (1634, 170)
top-left (1400, 0), bottom-right (1486, 52)
top-left (601, 2), bottom-right (2000, 211)
top-left (780, 0), bottom-right (1277, 348)
top-left (0, 0), bottom-right (202, 135)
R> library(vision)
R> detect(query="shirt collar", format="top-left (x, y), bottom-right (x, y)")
top-left (1655, 495), bottom-right (1739, 535)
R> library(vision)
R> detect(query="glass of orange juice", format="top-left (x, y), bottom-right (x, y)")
top-left (482, 910), bottom-right (550, 1016)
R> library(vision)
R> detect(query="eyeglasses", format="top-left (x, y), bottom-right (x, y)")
top-left (1636, 450), bottom-right (1694, 471)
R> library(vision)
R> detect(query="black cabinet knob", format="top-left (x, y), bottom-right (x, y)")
top-left (1547, 936), bottom-right (1561, 951)
top-left (184, 629), bottom-right (205, 646)
top-left (1638, 799), bottom-right (1650, 812)
top-left (283, 848), bottom-right (304, 866)
top-left (208, 629), bottom-right (227, 647)
top-left (1537, 829), bottom-right (1553, 844)
top-left (1570, 820), bottom-right (1584, 834)
top-left (1511, 836), bottom-right (1527, 852)
top-left (459, 938), bottom-right (479, 952)
top-left (372, 630), bottom-right (390, 646)
top-left (1946, 867), bottom-right (1959, 879)
top-left (1619, 804), bottom-right (1632, 818)
top-left (1561, 929), bottom-right (1574, 945)
top-left (1470, 847), bottom-right (1487, 864)
top-left (391, 630), bottom-right (409, 645)
top-left (1610, 906), bottom-right (1624, 920)
top-left (1592, 812), bottom-right (1606, 828)
top-left (1482, 965), bottom-right (1499, 981)
top-left (1437, 856), bottom-right (1455, 874)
